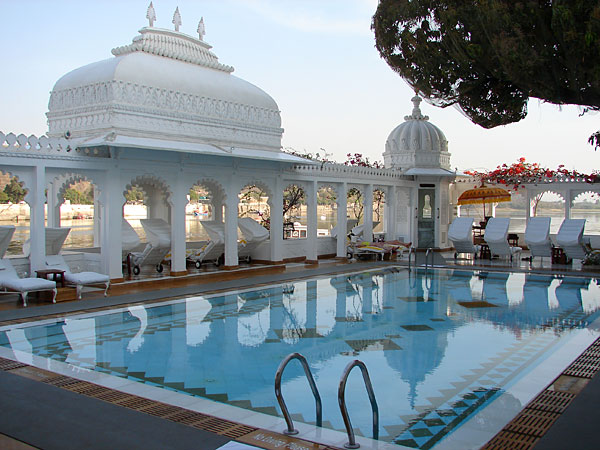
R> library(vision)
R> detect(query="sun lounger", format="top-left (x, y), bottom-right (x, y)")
top-left (122, 220), bottom-right (145, 261)
top-left (556, 218), bottom-right (589, 261)
top-left (0, 226), bottom-right (57, 306)
top-left (448, 217), bottom-right (480, 259)
top-left (330, 219), bottom-right (359, 239)
top-left (524, 217), bottom-right (553, 261)
top-left (45, 254), bottom-right (110, 300)
top-left (484, 218), bottom-right (522, 262)
top-left (238, 218), bottom-right (269, 263)
top-left (0, 258), bottom-right (57, 306)
top-left (130, 219), bottom-right (171, 275)
top-left (23, 227), bottom-right (71, 257)
top-left (187, 221), bottom-right (225, 267)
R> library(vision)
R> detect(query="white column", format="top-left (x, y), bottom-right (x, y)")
top-left (411, 187), bottom-right (419, 246)
top-left (101, 169), bottom-right (124, 279)
top-left (224, 185), bottom-right (239, 267)
top-left (169, 175), bottom-right (187, 274)
top-left (385, 185), bottom-right (396, 241)
top-left (565, 190), bottom-right (572, 219)
top-left (270, 177), bottom-right (284, 263)
top-left (306, 180), bottom-right (318, 263)
top-left (212, 193), bottom-right (224, 222)
top-left (93, 186), bottom-right (101, 246)
top-left (28, 166), bottom-right (46, 273)
top-left (46, 181), bottom-right (61, 228)
top-left (363, 184), bottom-right (374, 241)
top-left (336, 182), bottom-right (348, 258)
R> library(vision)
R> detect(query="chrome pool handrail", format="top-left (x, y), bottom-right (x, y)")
top-left (407, 246), bottom-right (416, 271)
top-left (338, 359), bottom-right (379, 449)
top-left (425, 247), bottom-right (434, 270)
top-left (274, 352), bottom-right (322, 435)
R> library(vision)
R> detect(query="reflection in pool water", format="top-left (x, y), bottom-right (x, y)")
top-left (1, 268), bottom-right (599, 448)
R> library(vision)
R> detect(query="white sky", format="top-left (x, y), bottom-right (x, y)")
top-left (1, 0), bottom-right (598, 172)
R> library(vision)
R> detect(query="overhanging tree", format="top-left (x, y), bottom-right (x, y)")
top-left (372, 0), bottom-right (600, 146)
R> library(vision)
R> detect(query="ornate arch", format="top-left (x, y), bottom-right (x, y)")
top-left (191, 178), bottom-right (226, 202)
top-left (573, 190), bottom-right (598, 203)
top-left (317, 182), bottom-right (339, 197)
top-left (239, 179), bottom-right (273, 201)
top-left (124, 174), bottom-right (173, 205)
top-left (49, 172), bottom-right (101, 206)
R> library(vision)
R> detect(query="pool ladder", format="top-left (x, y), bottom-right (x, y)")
top-left (275, 353), bottom-right (378, 449)
top-left (425, 247), bottom-right (434, 270)
top-left (407, 247), bottom-right (435, 271)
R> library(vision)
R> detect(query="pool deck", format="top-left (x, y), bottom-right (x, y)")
top-left (0, 253), bottom-right (598, 449)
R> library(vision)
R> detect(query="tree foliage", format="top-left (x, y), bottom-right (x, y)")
top-left (125, 187), bottom-right (144, 204)
top-left (3, 177), bottom-right (26, 203)
top-left (372, 0), bottom-right (600, 141)
top-left (63, 187), bottom-right (93, 205)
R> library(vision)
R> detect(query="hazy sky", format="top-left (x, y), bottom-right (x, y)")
top-left (1, 0), bottom-right (598, 172)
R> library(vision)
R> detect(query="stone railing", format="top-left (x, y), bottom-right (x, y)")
top-left (0, 132), bottom-right (107, 158)
top-left (455, 174), bottom-right (598, 186)
top-left (287, 162), bottom-right (409, 181)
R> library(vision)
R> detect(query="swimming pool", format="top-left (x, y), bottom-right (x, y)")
top-left (1, 267), bottom-right (599, 449)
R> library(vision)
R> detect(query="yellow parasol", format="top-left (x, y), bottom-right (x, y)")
top-left (457, 184), bottom-right (511, 217)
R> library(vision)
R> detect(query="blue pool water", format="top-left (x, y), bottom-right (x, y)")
top-left (1, 268), bottom-right (599, 449)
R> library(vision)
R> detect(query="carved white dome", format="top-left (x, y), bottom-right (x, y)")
top-left (47, 26), bottom-right (283, 151)
top-left (383, 96), bottom-right (451, 171)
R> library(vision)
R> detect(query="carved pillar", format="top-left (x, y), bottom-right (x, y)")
top-left (28, 166), bottom-right (46, 273)
top-left (223, 185), bottom-right (239, 268)
top-left (565, 190), bottom-right (572, 219)
top-left (363, 184), bottom-right (373, 241)
top-left (270, 177), bottom-right (284, 263)
top-left (212, 192), bottom-right (224, 222)
top-left (100, 168), bottom-right (124, 279)
top-left (385, 185), bottom-right (396, 241)
top-left (306, 180), bottom-right (318, 263)
top-left (170, 174), bottom-right (187, 275)
top-left (93, 186), bottom-right (101, 247)
top-left (46, 181), bottom-right (61, 228)
top-left (336, 182), bottom-right (348, 258)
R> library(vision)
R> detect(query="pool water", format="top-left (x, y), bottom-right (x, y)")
top-left (1, 268), bottom-right (599, 449)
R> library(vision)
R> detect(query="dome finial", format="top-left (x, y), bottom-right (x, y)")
top-left (197, 17), bottom-right (206, 41)
top-left (172, 7), bottom-right (182, 32)
top-left (404, 94), bottom-right (429, 121)
top-left (146, 2), bottom-right (156, 27)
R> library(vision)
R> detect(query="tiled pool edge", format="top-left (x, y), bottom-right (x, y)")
top-left (480, 336), bottom-right (600, 449)
top-left (2, 333), bottom-right (599, 450)
top-left (0, 350), bottom-right (400, 450)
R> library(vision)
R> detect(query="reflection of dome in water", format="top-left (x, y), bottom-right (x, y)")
top-left (47, 22), bottom-right (282, 151)
top-left (383, 96), bottom-right (451, 172)
top-left (385, 330), bottom-right (449, 408)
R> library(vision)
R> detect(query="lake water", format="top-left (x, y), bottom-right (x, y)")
top-left (2, 210), bottom-right (600, 256)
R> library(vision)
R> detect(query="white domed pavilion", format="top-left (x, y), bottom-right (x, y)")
top-left (383, 96), bottom-right (453, 176)
top-left (47, 24), bottom-right (283, 153)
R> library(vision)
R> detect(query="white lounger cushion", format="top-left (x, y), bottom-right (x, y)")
top-left (45, 255), bottom-right (109, 300)
top-left (0, 259), bottom-right (56, 306)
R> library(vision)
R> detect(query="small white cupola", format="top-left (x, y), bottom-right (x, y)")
top-left (383, 95), bottom-right (451, 174)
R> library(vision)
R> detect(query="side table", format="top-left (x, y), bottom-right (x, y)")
top-left (36, 269), bottom-right (66, 287)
